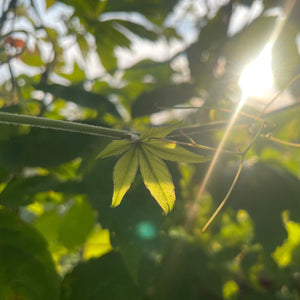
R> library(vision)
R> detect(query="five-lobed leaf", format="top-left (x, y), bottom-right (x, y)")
top-left (139, 147), bottom-right (175, 213)
top-left (140, 123), bottom-right (181, 140)
top-left (112, 146), bottom-right (139, 207)
top-left (97, 125), bottom-right (210, 212)
top-left (144, 140), bottom-right (211, 163)
top-left (97, 140), bottom-right (132, 159)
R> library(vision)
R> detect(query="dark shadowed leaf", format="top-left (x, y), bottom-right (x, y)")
top-left (94, 21), bottom-right (131, 71)
top-left (0, 209), bottom-right (60, 300)
top-left (0, 175), bottom-right (62, 208)
top-left (58, 197), bottom-right (95, 249)
top-left (61, 252), bottom-right (140, 300)
top-left (116, 20), bottom-right (158, 41)
top-left (0, 126), bottom-right (99, 170)
top-left (132, 83), bottom-right (195, 117)
top-left (272, 20), bottom-right (300, 92)
top-left (122, 59), bottom-right (173, 83)
top-left (207, 161), bottom-right (300, 253)
top-left (35, 83), bottom-right (118, 115)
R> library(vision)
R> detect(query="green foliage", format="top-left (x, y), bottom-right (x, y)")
top-left (1, 0), bottom-right (300, 299)
top-left (139, 146), bottom-right (175, 213)
top-left (0, 209), bottom-right (60, 300)
top-left (61, 252), bottom-right (141, 300)
top-left (112, 146), bottom-right (139, 207)
top-left (98, 124), bottom-right (209, 212)
top-left (57, 197), bottom-right (95, 249)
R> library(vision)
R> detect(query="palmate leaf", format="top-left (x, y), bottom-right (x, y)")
top-left (140, 123), bottom-right (181, 140)
top-left (97, 140), bottom-right (132, 159)
top-left (144, 140), bottom-right (210, 163)
top-left (97, 124), bottom-right (209, 212)
top-left (112, 146), bottom-right (139, 207)
top-left (139, 147), bottom-right (175, 213)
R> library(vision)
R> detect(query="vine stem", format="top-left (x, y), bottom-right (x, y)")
top-left (201, 121), bottom-right (264, 232)
top-left (0, 111), bottom-right (133, 139)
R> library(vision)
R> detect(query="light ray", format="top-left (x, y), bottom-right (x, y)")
top-left (185, 0), bottom-right (297, 232)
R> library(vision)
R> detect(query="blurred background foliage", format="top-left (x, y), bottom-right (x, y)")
top-left (1, 0), bottom-right (300, 299)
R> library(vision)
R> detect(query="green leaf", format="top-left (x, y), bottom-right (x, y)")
top-left (139, 147), bottom-right (175, 213)
top-left (0, 127), bottom-right (99, 170)
top-left (273, 215), bottom-right (300, 267)
top-left (0, 209), bottom-right (60, 300)
top-left (272, 20), bottom-right (300, 91)
top-left (61, 252), bottom-right (140, 300)
top-left (140, 123), bottom-right (180, 140)
top-left (122, 59), bottom-right (173, 83)
top-left (103, 0), bottom-right (178, 20)
top-left (35, 83), bottom-right (118, 115)
top-left (145, 140), bottom-right (210, 163)
top-left (97, 139), bottom-right (133, 159)
top-left (58, 61), bottom-right (86, 82)
top-left (94, 21), bottom-right (131, 72)
top-left (0, 175), bottom-right (62, 208)
top-left (116, 20), bottom-right (158, 41)
top-left (77, 35), bottom-right (90, 58)
top-left (132, 83), bottom-right (195, 117)
top-left (112, 146), bottom-right (139, 207)
top-left (20, 48), bottom-right (44, 67)
top-left (58, 197), bottom-right (95, 249)
top-left (45, 0), bottom-right (55, 8)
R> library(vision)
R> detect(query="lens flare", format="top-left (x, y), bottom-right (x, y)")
top-left (239, 43), bottom-right (274, 98)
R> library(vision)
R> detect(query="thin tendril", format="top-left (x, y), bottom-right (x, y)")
top-left (267, 136), bottom-right (300, 148)
top-left (149, 136), bottom-right (241, 155)
top-left (202, 121), bottom-right (264, 232)
top-left (260, 73), bottom-right (300, 115)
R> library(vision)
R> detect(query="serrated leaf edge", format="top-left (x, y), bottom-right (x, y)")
top-left (138, 146), bottom-right (175, 213)
top-left (97, 140), bottom-right (132, 159)
top-left (111, 146), bottom-right (139, 207)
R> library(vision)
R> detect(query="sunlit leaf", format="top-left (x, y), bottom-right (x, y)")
top-left (58, 61), bottom-right (86, 82)
top-left (97, 139), bottom-right (133, 159)
top-left (20, 48), bottom-right (44, 67)
top-left (139, 147), bottom-right (175, 213)
top-left (145, 140), bottom-right (210, 163)
top-left (273, 216), bottom-right (300, 267)
top-left (140, 123), bottom-right (180, 140)
top-left (112, 146), bottom-right (139, 207)
top-left (46, 0), bottom-right (55, 8)
top-left (83, 225), bottom-right (112, 260)
top-left (222, 280), bottom-right (239, 299)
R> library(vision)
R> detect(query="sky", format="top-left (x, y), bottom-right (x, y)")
top-left (1, 0), bottom-right (265, 81)
top-left (1, 0), bottom-right (296, 114)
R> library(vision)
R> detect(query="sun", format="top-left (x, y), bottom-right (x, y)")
top-left (239, 43), bottom-right (274, 98)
